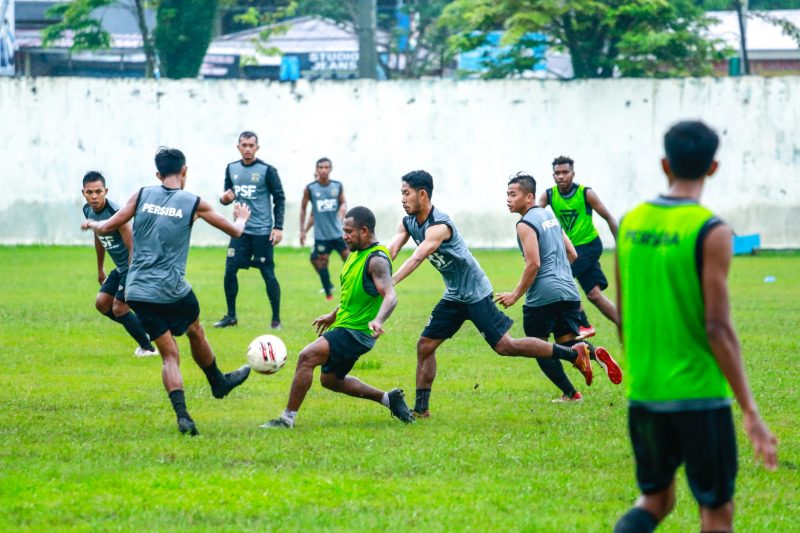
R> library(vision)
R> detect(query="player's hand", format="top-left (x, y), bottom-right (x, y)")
top-left (221, 189), bottom-right (236, 204)
top-left (743, 410), bottom-right (778, 470)
top-left (368, 320), bottom-right (385, 338)
top-left (271, 228), bottom-right (283, 245)
top-left (233, 202), bottom-right (251, 222)
top-left (97, 271), bottom-right (106, 285)
top-left (312, 313), bottom-right (335, 335)
top-left (299, 230), bottom-right (306, 246)
top-left (81, 220), bottom-right (94, 231)
top-left (494, 292), bottom-right (519, 309)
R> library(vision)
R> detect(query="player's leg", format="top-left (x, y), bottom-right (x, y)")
top-left (254, 235), bottom-right (281, 328)
top-left (586, 284), bottom-right (619, 325)
top-left (318, 329), bottom-right (414, 423)
top-left (95, 268), bottom-right (119, 315)
top-left (556, 301), bottom-right (621, 385)
top-left (414, 299), bottom-right (466, 417)
top-left (111, 273), bottom-right (157, 355)
top-left (614, 406), bottom-right (681, 532)
top-left (313, 249), bottom-right (334, 298)
top-left (216, 235), bottom-right (249, 327)
top-left (575, 239), bottom-right (618, 326)
top-left (523, 303), bottom-right (580, 401)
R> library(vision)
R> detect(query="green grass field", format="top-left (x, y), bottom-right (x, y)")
top-left (1, 246), bottom-right (797, 531)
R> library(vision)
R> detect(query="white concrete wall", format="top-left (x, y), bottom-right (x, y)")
top-left (1, 76), bottom-right (798, 248)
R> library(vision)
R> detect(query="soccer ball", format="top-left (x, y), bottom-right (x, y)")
top-left (246, 335), bottom-right (288, 375)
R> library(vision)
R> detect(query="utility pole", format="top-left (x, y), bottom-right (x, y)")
top-left (734, 0), bottom-right (751, 75)
top-left (357, 0), bottom-right (378, 79)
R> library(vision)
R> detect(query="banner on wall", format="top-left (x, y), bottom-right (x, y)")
top-left (0, 0), bottom-right (14, 76)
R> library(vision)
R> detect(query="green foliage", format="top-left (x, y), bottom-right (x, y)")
top-left (154, 0), bottom-right (219, 78)
top-left (0, 246), bottom-right (797, 530)
top-left (702, 0), bottom-right (800, 9)
top-left (41, 0), bottom-right (114, 52)
top-left (442, 0), bottom-right (732, 79)
top-left (235, 2), bottom-right (297, 62)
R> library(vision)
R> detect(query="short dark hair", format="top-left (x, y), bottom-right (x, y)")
top-left (401, 170), bottom-right (433, 198)
top-left (552, 155), bottom-right (574, 169)
top-left (345, 206), bottom-right (376, 234)
top-left (508, 172), bottom-right (536, 196)
top-left (83, 171), bottom-right (106, 187)
top-left (155, 147), bottom-right (186, 177)
top-left (316, 157), bottom-right (332, 167)
top-left (239, 131), bottom-right (258, 143)
top-left (664, 121), bottom-right (720, 180)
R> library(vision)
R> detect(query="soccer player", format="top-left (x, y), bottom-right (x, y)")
top-left (614, 121), bottom-right (777, 533)
top-left (262, 206), bottom-right (414, 428)
top-left (299, 157), bottom-right (349, 300)
top-left (538, 155), bottom-right (619, 336)
top-left (215, 131), bottom-right (285, 330)
top-left (81, 171), bottom-right (157, 357)
top-left (388, 170), bottom-right (594, 418)
top-left (81, 147), bottom-right (253, 436)
top-left (496, 173), bottom-right (622, 403)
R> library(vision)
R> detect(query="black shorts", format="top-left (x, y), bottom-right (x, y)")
top-left (522, 300), bottom-right (582, 339)
top-left (127, 291), bottom-right (200, 341)
top-left (321, 328), bottom-right (375, 379)
top-left (99, 268), bottom-right (127, 302)
top-left (311, 238), bottom-right (348, 259)
top-left (226, 233), bottom-right (274, 270)
top-left (628, 404), bottom-right (738, 508)
top-left (421, 295), bottom-right (513, 348)
top-left (571, 237), bottom-right (608, 293)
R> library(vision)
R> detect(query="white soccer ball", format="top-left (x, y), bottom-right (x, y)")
top-left (246, 335), bottom-right (288, 375)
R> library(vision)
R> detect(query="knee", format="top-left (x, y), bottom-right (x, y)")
top-left (95, 298), bottom-right (111, 314)
top-left (318, 256), bottom-right (330, 269)
top-left (296, 349), bottom-right (317, 370)
top-left (493, 336), bottom-right (515, 356)
top-left (111, 300), bottom-right (128, 317)
top-left (320, 373), bottom-right (340, 391)
top-left (416, 338), bottom-right (436, 357)
top-left (185, 321), bottom-right (204, 340)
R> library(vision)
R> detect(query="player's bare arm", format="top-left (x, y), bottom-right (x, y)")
top-left (387, 221), bottom-right (411, 261)
top-left (496, 223), bottom-right (540, 309)
top-left (196, 200), bottom-right (251, 238)
top-left (392, 223), bottom-right (451, 286)
top-left (299, 186), bottom-right (311, 246)
top-left (81, 192), bottom-right (137, 235)
top-left (312, 305), bottom-right (340, 335)
top-left (586, 188), bottom-right (618, 240)
top-left (119, 221), bottom-right (134, 267)
top-left (614, 251), bottom-right (623, 343)
top-left (562, 229), bottom-right (578, 263)
top-left (337, 187), bottom-right (347, 221)
top-left (537, 192), bottom-right (549, 209)
top-left (220, 189), bottom-right (235, 205)
top-left (93, 235), bottom-right (106, 284)
top-left (703, 223), bottom-right (778, 470)
top-left (368, 256), bottom-right (398, 337)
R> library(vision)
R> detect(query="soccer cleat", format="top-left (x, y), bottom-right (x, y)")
top-left (578, 325), bottom-right (596, 339)
top-left (134, 346), bottom-right (159, 357)
top-left (412, 410), bottom-right (430, 419)
top-left (270, 320), bottom-right (282, 330)
top-left (260, 417), bottom-right (293, 429)
top-left (325, 294), bottom-right (334, 301)
top-left (594, 347), bottom-right (623, 385)
top-left (213, 315), bottom-right (238, 328)
top-left (387, 388), bottom-right (415, 423)
top-left (211, 365), bottom-right (251, 399)
top-left (551, 391), bottom-right (584, 403)
top-left (177, 417), bottom-right (199, 436)
top-left (572, 342), bottom-right (593, 387)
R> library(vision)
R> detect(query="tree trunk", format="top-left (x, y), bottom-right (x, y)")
top-left (734, 0), bottom-right (751, 75)
top-left (132, 0), bottom-right (156, 78)
top-left (356, 0), bottom-right (378, 79)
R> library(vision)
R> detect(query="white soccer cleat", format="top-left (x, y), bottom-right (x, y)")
top-left (134, 346), bottom-right (159, 357)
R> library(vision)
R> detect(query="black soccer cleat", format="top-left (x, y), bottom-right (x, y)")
top-left (387, 388), bottom-right (415, 424)
top-left (177, 417), bottom-right (199, 436)
top-left (211, 365), bottom-right (251, 399)
top-left (213, 315), bottom-right (238, 328)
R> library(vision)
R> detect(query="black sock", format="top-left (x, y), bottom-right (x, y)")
top-left (614, 507), bottom-right (658, 533)
top-left (114, 311), bottom-right (154, 350)
top-left (561, 339), bottom-right (596, 360)
top-left (223, 269), bottom-right (238, 317)
top-left (414, 389), bottom-right (431, 413)
top-left (552, 344), bottom-right (578, 364)
top-left (318, 268), bottom-right (333, 295)
top-left (578, 309), bottom-right (591, 328)
top-left (168, 389), bottom-right (191, 420)
top-left (536, 358), bottom-right (577, 397)
top-left (260, 266), bottom-right (281, 323)
top-left (201, 359), bottom-right (225, 388)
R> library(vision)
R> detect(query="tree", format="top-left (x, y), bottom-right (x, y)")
top-left (42, 0), bottom-right (158, 77)
top-left (441, 0), bottom-right (730, 79)
top-left (154, 0), bottom-right (218, 78)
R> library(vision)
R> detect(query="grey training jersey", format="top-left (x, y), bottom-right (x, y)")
top-left (403, 207), bottom-right (493, 304)
top-left (224, 159), bottom-right (285, 236)
top-left (307, 180), bottom-right (344, 241)
top-left (125, 186), bottom-right (200, 303)
top-left (517, 207), bottom-right (581, 307)
top-left (83, 200), bottom-right (130, 274)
